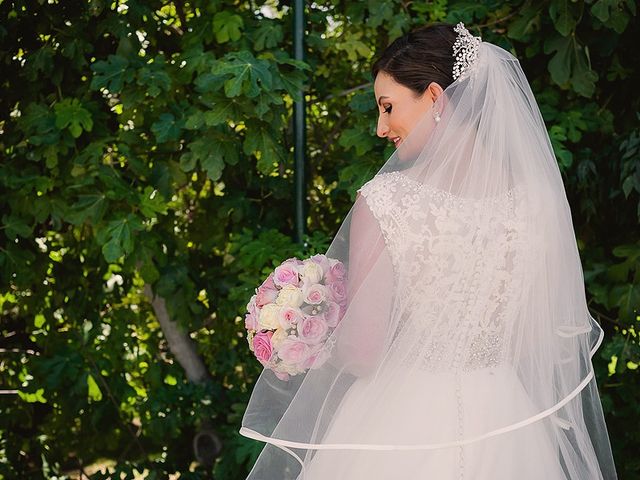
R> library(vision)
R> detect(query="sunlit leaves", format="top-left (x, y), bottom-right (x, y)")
top-left (334, 31), bottom-right (371, 62)
top-left (18, 387), bottom-right (47, 404)
top-left (86, 373), bottom-right (103, 402)
top-left (212, 11), bottom-right (244, 44)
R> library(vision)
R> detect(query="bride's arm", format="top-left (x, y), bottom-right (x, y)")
top-left (333, 192), bottom-right (395, 378)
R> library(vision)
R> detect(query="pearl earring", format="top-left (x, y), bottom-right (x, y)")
top-left (433, 109), bottom-right (441, 123)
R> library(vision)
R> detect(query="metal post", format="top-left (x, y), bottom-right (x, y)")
top-left (293, 0), bottom-right (306, 244)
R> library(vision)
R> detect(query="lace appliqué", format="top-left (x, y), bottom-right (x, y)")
top-left (357, 172), bottom-right (530, 374)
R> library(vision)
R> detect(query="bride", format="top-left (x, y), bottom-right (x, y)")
top-left (239, 22), bottom-right (618, 479)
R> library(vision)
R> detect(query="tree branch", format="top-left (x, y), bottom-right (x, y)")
top-left (142, 283), bottom-right (210, 384)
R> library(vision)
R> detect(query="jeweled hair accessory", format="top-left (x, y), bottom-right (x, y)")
top-left (452, 22), bottom-right (482, 80)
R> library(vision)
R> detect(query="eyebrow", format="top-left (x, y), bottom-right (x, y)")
top-left (377, 95), bottom-right (390, 106)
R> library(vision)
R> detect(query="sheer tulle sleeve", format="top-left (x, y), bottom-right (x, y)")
top-left (333, 189), bottom-right (395, 378)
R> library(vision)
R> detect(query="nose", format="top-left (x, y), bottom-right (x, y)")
top-left (377, 115), bottom-right (389, 138)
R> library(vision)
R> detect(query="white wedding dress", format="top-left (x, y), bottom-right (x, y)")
top-left (295, 171), bottom-right (603, 480)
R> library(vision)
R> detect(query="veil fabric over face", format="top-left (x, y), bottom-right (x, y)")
top-left (239, 38), bottom-right (618, 480)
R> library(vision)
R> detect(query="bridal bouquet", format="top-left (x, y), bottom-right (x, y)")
top-left (244, 254), bottom-right (348, 381)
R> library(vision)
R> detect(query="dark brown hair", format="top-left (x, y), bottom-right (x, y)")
top-left (370, 23), bottom-right (457, 96)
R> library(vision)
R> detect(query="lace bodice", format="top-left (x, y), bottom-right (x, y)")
top-left (357, 171), bottom-right (531, 373)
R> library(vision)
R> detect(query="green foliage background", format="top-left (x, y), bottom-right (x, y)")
top-left (0, 0), bottom-right (638, 478)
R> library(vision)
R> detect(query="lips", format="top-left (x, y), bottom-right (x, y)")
top-left (390, 136), bottom-right (401, 147)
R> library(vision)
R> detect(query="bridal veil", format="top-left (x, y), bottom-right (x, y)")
top-left (239, 24), bottom-right (618, 480)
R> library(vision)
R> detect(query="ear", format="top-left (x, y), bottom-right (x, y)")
top-left (426, 81), bottom-right (444, 102)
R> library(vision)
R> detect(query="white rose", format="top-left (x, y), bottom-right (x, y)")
top-left (275, 284), bottom-right (304, 307)
top-left (302, 261), bottom-right (323, 284)
top-left (258, 303), bottom-right (282, 330)
top-left (270, 327), bottom-right (289, 349)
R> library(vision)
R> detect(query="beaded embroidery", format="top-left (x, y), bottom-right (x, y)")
top-left (357, 172), bottom-right (531, 374)
top-left (452, 22), bottom-right (482, 81)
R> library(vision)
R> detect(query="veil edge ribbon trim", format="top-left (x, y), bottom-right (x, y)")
top-left (238, 326), bottom-right (604, 457)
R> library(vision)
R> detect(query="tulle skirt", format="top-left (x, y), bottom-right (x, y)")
top-left (296, 363), bottom-right (570, 479)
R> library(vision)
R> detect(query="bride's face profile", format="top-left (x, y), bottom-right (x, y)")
top-left (374, 71), bottom-right (443, 149)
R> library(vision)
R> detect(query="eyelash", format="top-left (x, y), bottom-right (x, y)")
top-left (383, 105), bottom-right (392, 114)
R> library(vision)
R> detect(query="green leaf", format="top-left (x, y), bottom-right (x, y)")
top-left (18, 388), bottom-right (47, 404)
top-left (549, 0), bottom-right (580, 36)
top-left (253, 22), bottom-right (283, 50)
top-left (54, 98), bottom-right (93, 138)
top-left (139, 186), bottom-right (168, 219)
top-left (180, 135), bottom-right (235, 181)
top-left (34, 314), bottom-right (46, 328)
top-left (203, 97), bottom-right (243, 126)
top-left (98, 214), bottom-right (144, 263)
top-left (137, 63), bottom-right (171, 97)
top-left (544, 35), bottom-right (598, 97)
top-left (339, 127), bottom-right (376, 156)
top-left (591, 0), bottom-right (614, 22)
top-left (548, 125), bottom-right (573, 169)
top-left (151, 113), bottom-right (183, 143)
top-left (243, 125), bottom-right (285, 174)
top-left (507, 5), bottom-right (541, 40)
top-left (19, 103), bottom-right (59, 146)
top-left (66, 192), bottom-right (108, 225)
top-left (335, 33), bottom-right (372, 62)
top-left (211, 51), bottom-right (273, 98)
top-left (90, 54), bottom-right (133, 92)
top-left (212, 11), bottom-right (244, 44)
top-left (545, 35), bottom-right (572, 85)
top-left (87, 373), bottom-right (103, 401)
top-left (349, 91), bottom-right (375, 113)
top-left (2, 213), bottom-right (33, 240)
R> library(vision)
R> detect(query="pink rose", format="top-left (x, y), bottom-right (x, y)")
top-left (303, 283), bottom-right (327, 305)
top-left (327, 281), bottom-right (347, 306)
top-left (323, 301), bottom-right (341, 327)
top-left (274, 370), bottom-right (290, 381)
top-left (245, 311), bottom-right (258, 331)
top-left (256, 283), bottom-right (278, 308)
top-left (277, 338), bottom-right (311, 364)
top-left (325, 262), bottom-right (346, 284)
top-left (285, 257), bottom-right (304, 265)
top-left (273, 262), bottom-right (300, 287)
top-left (297, 315), bottom-right (329, 344)
top-left (246, 295), bottom-right (259, 316)
top-left (302, 345), bottom-right (332, 370)
top-left (253, 331), bottom-right (274, 364)
top-left (260, 273), bottom-right (277, 290)
top-left (280, 306), bottom-right (304, 328)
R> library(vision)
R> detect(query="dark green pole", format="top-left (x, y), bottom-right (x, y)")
top-left (293, 0), bottom-right (306, 244)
